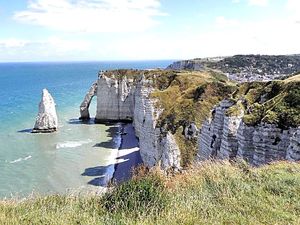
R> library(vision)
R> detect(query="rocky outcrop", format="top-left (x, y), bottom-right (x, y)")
top-left (81, 72), bottom-right (181, 170)
top-left (198, 100), bottom-right (235, 160)
top-left (32, 89), bottom-right (58, 133)
top-left (184, 123), bottom-right (199, 140)
top-left (95, 73), bottom-right (135, 122)
top-left (198, 100), bottom-right (300, 165)
top-left (80, 82), bottom-right (97, 120)
top-left (133, 76), bottom-right (181, 170)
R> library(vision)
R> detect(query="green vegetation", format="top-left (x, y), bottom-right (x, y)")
top-left (151, 70), bottom-right (236, 166)
top-left (1, 161), bottom-right (299, 225)
top-left (228, 77), bottom-right (300, 128)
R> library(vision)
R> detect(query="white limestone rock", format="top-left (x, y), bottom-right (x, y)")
top-left (86, 72), bottom-right (182, 170)
top-left (95, 74), bottom-right (134, 122)
top-left (133, 76), bottom-right (181, 170)
top-left (198, 100), bottom-right (299, 165)
top-left (160, 132), bottom-right (181, 170)
top-left (79, 82), bottom-right (97, 120)
top-left (198, 100), bottom-right (234, 160)
top-left (219, 115), bottom-right (243, 160)
top-left (32, 89), bottom-right (58, 133)
top-left (236, 122), bottom-right (255, 163)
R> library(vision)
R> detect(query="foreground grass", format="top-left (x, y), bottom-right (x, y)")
top-left (0, 161), bottom-right (299, 225)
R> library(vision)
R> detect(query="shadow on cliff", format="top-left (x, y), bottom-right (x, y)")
top-left (82, 150), bottom-right (143, 186)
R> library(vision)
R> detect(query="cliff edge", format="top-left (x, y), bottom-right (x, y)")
top-left (81, 69), bottom-right (300, 169)
top-left (80, 69), bottom-right (235, 169)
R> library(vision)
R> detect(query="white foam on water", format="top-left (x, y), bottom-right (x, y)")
top-left (56, 139), bottom-right (92, 149)
top-left (9, 155), bottom-right (32, 164)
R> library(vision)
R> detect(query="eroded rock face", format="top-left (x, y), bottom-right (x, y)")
top-left (79, 82), bottom-right (97, 120)
top-left (198, 100), bottom-right (300, 165)
top-left (198, 100), bottom-right (235, 160)
top-left (95, 74), bottom-right (135, 122)
top-left (251, 124), bottom-right (294, 166)
top-left (32, 89), bottom-right (58, 133)
top-left (86, 72), bottom-right (181, 170)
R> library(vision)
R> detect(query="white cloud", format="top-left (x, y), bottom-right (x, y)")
top-left (248, 0), bottom-right (269, 6)
top-left (13, 0), bottom-right (164, 33)
top-left (286, 0), bottom-right (300, 10)
top-left (215, 16), bottom-right (240, 27)
top-left (0, 38), bottom-right (28, 48)
top-left (285, 0), bottom-right (300, 27)
top-left (0, 37), bottom-right (91, 61)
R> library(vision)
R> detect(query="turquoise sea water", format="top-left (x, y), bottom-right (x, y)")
top-left (0, 60), bottom-right (172, 198)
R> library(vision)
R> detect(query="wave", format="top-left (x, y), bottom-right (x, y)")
top-left (9, 155), bottom-right (32, 164)
top-left (56, 139), bottom-right (92, 149)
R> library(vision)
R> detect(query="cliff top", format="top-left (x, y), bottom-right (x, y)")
top-left (149, 70), bottom-right (236, 165)
top-left (227, 74), bottom-right (300, 128)
top-left (101, 68), bottom-right (236, 165)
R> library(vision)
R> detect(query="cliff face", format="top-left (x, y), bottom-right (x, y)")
top-left (81, 69), bottom-right (300, 169)
top-left (198, 74), bottom-right (300, 167)
top-left (81, 69), bottom-right (234, 169)
top-left (95, 74), bottom-right (135, 122)
top-left (84, 71), bottom-right (181, 170)
top-left (199, 105), bottom-right (300, 165)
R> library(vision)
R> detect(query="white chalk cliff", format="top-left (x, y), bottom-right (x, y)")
top-left (32, 89), bottom-right (58, 133)
top-left (198, 100), bottom-right (300, 165)
top-left (81, 71), bottom-right (300, 169)
top-left (81, 72), bottom-right (181, 170)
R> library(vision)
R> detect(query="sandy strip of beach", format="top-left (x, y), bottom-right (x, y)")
top-left (112, 123), bottom-right (143, 183)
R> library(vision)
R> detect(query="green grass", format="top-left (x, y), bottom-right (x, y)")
top-left (1, 161), bottom-right (300, 225)
top-left (150, 70), bottom-right (236, 166)
top-left (227, 77), bottom-right (300, 128)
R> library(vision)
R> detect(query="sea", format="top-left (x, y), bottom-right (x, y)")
top-left (0, 60), bottom-right (173, 198)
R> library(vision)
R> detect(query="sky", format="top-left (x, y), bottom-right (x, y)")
top-left (0, 0), bottom-right (299, 62)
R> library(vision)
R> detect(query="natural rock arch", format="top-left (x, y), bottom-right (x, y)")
top-left (79, 82), bottom-right (98, 121)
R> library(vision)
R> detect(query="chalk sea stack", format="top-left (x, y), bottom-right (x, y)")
top-left (32, 89), bottom-right (58, 133)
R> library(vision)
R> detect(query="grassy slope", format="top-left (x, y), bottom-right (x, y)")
top-left (150, 70), bottom-right (236, 166)
top-left (228, 76), bottom-right (300, 128)
top-left (0, 161), bottom-right (299, 225)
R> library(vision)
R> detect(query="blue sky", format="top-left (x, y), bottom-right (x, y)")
top-left (0, 0), bottom-right (299, 62)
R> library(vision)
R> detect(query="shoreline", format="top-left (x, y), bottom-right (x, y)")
top-left (112, 123), bottom-right (142, 184)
